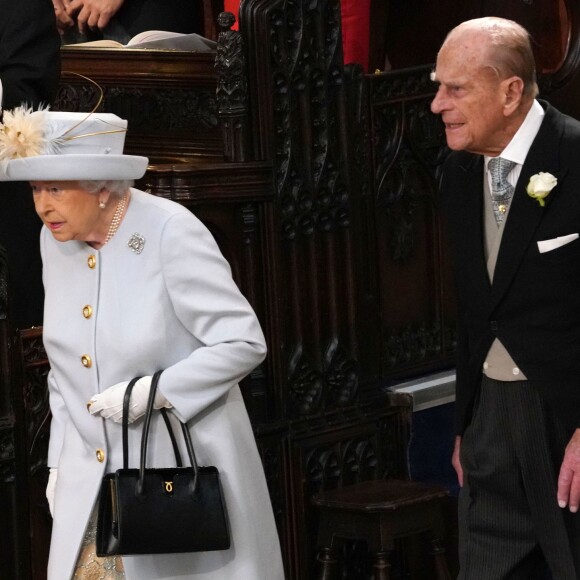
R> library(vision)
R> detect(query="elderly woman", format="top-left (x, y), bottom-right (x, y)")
top-left (0, 108), bottom-right (285, 580)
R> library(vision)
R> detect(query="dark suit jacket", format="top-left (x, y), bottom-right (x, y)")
top-left (0, 0), bottom-right (60, 109)
top-left (0, 0), bottom-right (60, 328)
top-left (443, 101), bottom-right (580, 434)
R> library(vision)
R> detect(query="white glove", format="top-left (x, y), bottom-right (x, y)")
top-left (46, 468), bottom-right (57, 517)
top-left (87, 376), bottom-right (171, 423)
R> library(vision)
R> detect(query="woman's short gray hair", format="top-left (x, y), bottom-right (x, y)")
top-left (78, 180), bottom-right (133, 197)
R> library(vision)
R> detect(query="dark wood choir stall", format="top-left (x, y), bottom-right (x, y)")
top-left (3, 0), bottom-right (580, 578)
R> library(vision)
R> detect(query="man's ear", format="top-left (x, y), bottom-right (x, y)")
top-left (502, 76), bottom-right (525, 115)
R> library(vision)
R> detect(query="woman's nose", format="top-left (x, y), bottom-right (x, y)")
top-left (32, 190), bottom-right (50, 214)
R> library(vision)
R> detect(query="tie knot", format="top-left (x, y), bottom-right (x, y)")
top-left (488, 156), bottom-right (515, 183)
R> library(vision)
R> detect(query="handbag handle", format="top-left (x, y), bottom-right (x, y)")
top-left (121, 374), bottom-right (183, 469)
top-left (136, 370), bottom-right (200, 498)
top-left (122, 375), bottom-right (142, 470)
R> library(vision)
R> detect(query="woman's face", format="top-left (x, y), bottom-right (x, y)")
top-left (31, 181), bottom-right (110, 244)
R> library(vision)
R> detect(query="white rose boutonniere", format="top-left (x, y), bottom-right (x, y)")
top-left (526, 172), bottom-right (557, 207)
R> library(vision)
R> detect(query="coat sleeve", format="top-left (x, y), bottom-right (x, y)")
top-left (47, 370), bottom-right (69, 467)
top-left (155, 211), bottom-right (267, 423)
top-left (0, 0), bottom-right (61, 109)
top-left (440, 153), bottom-right (479, 435)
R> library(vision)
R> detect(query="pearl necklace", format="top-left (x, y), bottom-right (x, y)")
top-left (104, 193), bottom-right (128, 245)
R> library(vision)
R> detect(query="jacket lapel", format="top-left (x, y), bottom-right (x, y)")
top-left (453, 154), bottom-right (491, 301)
top-left (490, 103), bottom-right (565, 308)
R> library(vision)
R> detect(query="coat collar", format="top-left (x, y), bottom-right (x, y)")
top-left (452, 153), bottom-right (490, 301)
top-left (450, 101), bottom-right (566, 310)
top-left (490, 101), bottom-right (565, 308)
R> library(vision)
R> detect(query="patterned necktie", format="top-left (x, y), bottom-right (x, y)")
top-left (488, 156), bottom-right (516, 225)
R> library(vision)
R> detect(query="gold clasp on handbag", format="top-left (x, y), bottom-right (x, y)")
top-left (164, 481), bottom-right (174, 494)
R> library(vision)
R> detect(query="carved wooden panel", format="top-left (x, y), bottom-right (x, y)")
top-left (368, 66), bottom-right (454, 380)
top-left (14, 329), bottom-right (52, 580)
top-left (0, 262), bottom-right (51, 580)
top-left (55, 49), bottom-right (222, 163)
top-left (240, 0), bottom-right (379, 426)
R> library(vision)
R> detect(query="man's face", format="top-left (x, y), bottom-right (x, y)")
top-left (431, 35), bottom-right (509, 156)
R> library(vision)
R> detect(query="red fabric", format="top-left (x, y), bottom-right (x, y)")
top-left (221, 1), bottom-right (371, 70)
top-left (224, 0), bottom-right (240, 30)
top-left (340, 0), bottom-right (371, 72)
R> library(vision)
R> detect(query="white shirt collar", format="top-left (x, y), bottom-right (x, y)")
top-left (485, 99), bottom-right (544, 170)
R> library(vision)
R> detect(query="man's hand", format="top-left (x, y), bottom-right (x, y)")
top-left (52, 0), bottom-right (75, 34)
top-left (66, 0), bottom-right (125, 35)
top-left (558, 428), bottom-right (580, 512)
top-left (452, 435), bottom-right (464, 487)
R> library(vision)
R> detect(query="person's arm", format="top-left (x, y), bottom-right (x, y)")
top-left (66, 0), bottom-right (125, 35)
top-left (557, 428), bottom-right (580, 513)
top-left (89, 209), bottom-right (266, 426)
top-left (0, 0), bottom-right (61, 109)
top-left (46, 370), bottom-right (68, 468)
top-left (152, 211), bottom-right (267, 424)
top-left (46, 370), bottom-right (67, 517)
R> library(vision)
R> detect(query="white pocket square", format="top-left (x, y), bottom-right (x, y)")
top-left (537, 233), bottom-right (579, 253)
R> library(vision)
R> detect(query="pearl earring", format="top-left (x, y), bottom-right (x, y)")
top-left (99, 201), bottom-right (106, 209)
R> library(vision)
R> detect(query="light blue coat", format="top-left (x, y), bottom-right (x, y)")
top-left (42, 189), bottom-right (284, 580)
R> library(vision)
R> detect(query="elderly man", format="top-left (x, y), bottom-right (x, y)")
top-left (0, 0), bottom-right (60, 327)
top-left (432, 17), bottom-right (580, 579)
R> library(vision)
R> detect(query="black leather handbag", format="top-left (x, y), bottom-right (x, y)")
top-left (96, 370), bottom-right (230, 556)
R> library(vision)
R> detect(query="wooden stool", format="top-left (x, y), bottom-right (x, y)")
top-left (312, 479), bottom-right (452, 580)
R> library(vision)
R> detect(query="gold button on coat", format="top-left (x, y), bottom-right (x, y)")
top-left (87, 255), bottom-right (96, 269)
top-left (96, 449), bottom-right (105, 463)
top-left (81, 354), bottom-right (92, 368)
top-left (82, 305), bottom-right (93, 319)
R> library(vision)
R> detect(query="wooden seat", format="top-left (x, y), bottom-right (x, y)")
top-left (312, 479), bottom-right (452, 580)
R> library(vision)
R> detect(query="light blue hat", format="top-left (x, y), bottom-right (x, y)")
top-left (0, 108), bottom-right (148, 181)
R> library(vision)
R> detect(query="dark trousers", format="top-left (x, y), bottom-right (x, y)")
top-left (458, 376), bottom-right (580, 579)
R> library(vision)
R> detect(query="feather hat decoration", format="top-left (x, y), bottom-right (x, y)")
top-left (0, 108), bottom-right (148, 181)
top-left (0, 107), bottom-right (50, 160)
